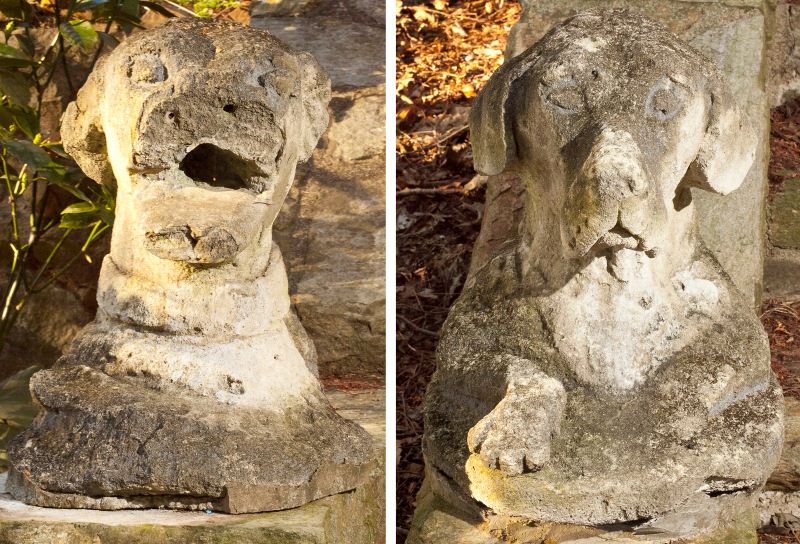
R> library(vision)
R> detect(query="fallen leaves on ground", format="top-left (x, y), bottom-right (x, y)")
top-left (762, 299), bottom-right (800, 399)
top-left (396, 0), bottom-right (519, 539)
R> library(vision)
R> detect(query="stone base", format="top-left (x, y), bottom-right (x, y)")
top-left (408, 476), bottom-right (758, 544)
top-left (0, 387), bottom-right (385, 544)
top-left (7, 365), bottom-right (376, 514)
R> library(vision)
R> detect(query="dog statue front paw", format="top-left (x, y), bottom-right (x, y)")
top-left (467, 372), bottom-right (566, 475)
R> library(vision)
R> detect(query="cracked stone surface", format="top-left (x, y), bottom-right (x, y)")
top-left (255, 1), bottom-right (386, 379)
top-left (0, 388), bottom-right (385, 544)
top-left (6, 18), bottom-right (374, 513)
top-left (414, 10), bottom-right (783, 541)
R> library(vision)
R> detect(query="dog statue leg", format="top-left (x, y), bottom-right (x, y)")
top-left (466, 355), bottom-right (566, 475)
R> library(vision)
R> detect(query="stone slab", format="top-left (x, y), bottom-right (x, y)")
top-left (250, 16), bottom-right (384, 89)
top-left (260, 7), bottom-right (387, 379)
top-left (408, 475), bottom-right (758, 544)
top-left (494, 0), bottom-right (769, 306)
top-left (0, 388), bottom-right (385, 544)
top-left (764, 253), bottom-right (800, 300)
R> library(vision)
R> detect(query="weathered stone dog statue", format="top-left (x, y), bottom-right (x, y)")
top-left (6, 18), bottom-right (374, 513)
top-left (420, 10), bottom-right (783, 539)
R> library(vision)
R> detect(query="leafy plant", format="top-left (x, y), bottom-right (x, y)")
top-left (0, 0), bottom-right (172, 354)
top-left (174, 0), bottom-right (238, 18)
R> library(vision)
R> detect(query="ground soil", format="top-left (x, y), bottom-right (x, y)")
top-left (396, 1), bottom-right (800, 541)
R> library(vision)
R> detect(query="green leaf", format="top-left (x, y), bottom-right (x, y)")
top-left (0, 70), bottom-right (31, 105)
top-left (4, 139), bottom-right (51, 170)
top-left (139, 0), bottom-right (175, 17)
top-left (48, 176), bottom-right (91, 202)
top-left (0, 0), bottom-right (31, 20)
top-left (112, 11), bottom-right (144, 29)
top-left (59, 21), bottom-right (98, 50)
top-left (42, 142), bottom-right (69, 159)
top-left (13, 32), bottom-right (34, 58)
top-left (59, 211), bottom-right (100, 229)
top-left (72, 0), bottom-right (109, 10)
top-left (61, 201), bottom-right (96, 214)
top-left (0, 43), bottom-right (32, 68)
top-left (120, 0), bottom-right (140, 17)
top-left (98, 31), bottom-right (120, 49)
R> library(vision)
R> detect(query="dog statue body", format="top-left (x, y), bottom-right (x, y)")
top-left (422, 10), bottom-right (784, 531)
top-left (7, 19), bottom-right (374, 514)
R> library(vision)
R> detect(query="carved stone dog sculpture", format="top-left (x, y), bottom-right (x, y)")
top-left (7, 18), bottom-right (374, 513)
top-left (422, 9), bottom-right (784, 533)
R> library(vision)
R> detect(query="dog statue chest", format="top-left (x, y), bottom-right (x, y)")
top-left (541, 249), bottom-right (721, 391)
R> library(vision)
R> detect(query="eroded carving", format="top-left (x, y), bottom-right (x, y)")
top-left (422, 9), bottom-right (783, 535)
top-left (6, 18), bottom-right (373, 513)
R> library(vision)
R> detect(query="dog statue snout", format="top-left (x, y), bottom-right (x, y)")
top-left (579, 129), bottom-right (649, 200)
top-left (145, 224), bottom-right (240, 264)
top-left (138, 185), bottom-right (268, 266)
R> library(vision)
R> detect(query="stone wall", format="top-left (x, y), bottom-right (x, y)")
top-left (253, 0), bottom-right (386, 379)
top-left (480, 0), bottom-right (770, 307)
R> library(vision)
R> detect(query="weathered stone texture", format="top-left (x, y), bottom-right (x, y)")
top-left (254, 5), bottom-right (386, 378)
top-left (767, 1), bottom-right (800, 108)
top-left (477, 0), bottom-right (769, 306)
top-left (416, 10), bottom-right (783, 542)
top-left (0, 388), bottom-right (385, 544)
top-left (7, 18), bottom-right (376, 514)
top-left (251, 0), bottom-right (382, 27)
top-left (770, 177), bottom-right (800, 249)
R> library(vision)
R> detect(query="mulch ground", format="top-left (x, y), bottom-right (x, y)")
top-left (396, 0), bottom-right (800, 541)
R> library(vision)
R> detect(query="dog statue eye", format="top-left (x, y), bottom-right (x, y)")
top-left (645, 77), bottom-right (687, 121)
top-left (257, 68), bottom-right (298, 97)
top-left (128, 54), bottom-right (167, 85)
top-left (542, 81), bottom-right (585, 114)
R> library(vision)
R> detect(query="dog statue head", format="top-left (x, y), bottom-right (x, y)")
top-left (470, 9), bottom-right (755, 271)
top-left (62, 18), bottom-right (329, 281)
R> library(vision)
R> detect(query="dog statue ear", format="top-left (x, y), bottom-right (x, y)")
top-left (681, 79), bottom-right (756, 196)
top-left (470, 48), bottom-right (540, 176)
top-left (296, 51), bottom-right (331, 163)
top-left (61, 68), bottom-right (115, 186)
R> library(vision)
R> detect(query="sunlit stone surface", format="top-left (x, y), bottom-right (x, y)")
top-left (413, 9), bottom-right (784, 542)
top-left (6, 18), bottom-right (374, 514)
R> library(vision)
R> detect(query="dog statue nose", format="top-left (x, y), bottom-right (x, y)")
top-left (581, 129), bottom-right (649, 199)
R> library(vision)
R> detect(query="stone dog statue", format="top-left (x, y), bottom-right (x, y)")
top-left (7, 18), bottom-right (374, 513)
top-left (422, 9), bottom-right (784, 532)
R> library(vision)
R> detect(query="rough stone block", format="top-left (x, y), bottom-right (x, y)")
top-left (0, 388), bottom-right (385, 544)
top-left (250, 0), bottom-right (317, 17)
top-left (770, 177), bottom-right (800, 249)
top-left (409, 472), bottom-right (759, 544)
top-left (767, 1), bottom-right (800, 107)
top-left (250, 15), bottom-right (384, 89)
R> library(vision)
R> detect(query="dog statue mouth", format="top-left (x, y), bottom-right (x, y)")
top-left (178, 143), bottom-right (269, 193)
top-left (590, 225), bottom-right (658, 258)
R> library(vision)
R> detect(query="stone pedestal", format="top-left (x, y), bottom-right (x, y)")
top-left (409, 471), bottom-right (758, 544)
top-left (0, 389), bottom-right (385, 544)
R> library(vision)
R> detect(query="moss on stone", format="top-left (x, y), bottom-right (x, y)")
top-left (770, 177), bottom-right (800, 249)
